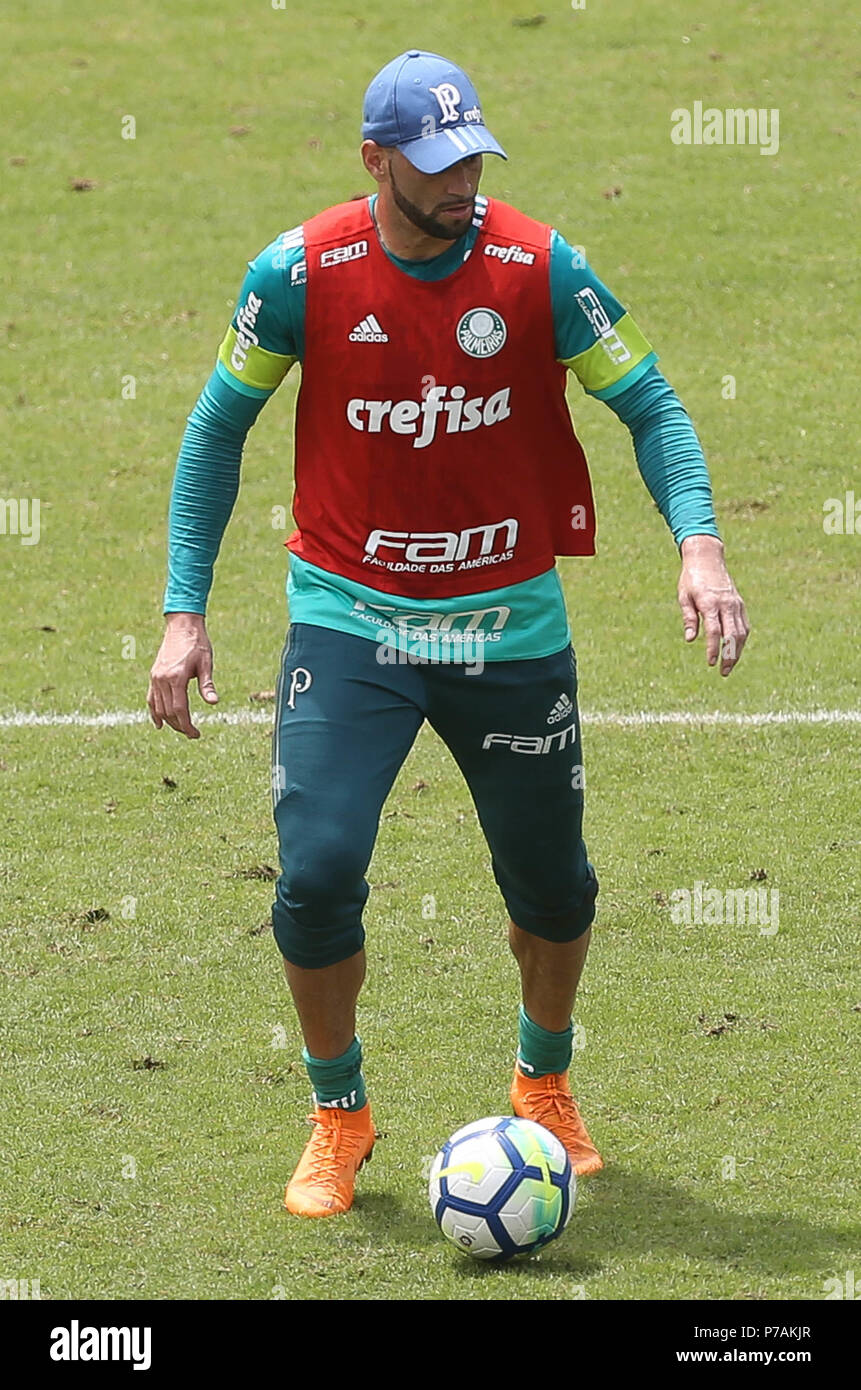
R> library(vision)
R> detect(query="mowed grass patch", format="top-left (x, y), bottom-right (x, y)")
top-left (0, 718), bottom-right (857, 1299)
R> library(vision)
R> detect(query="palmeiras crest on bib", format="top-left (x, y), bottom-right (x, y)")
top-left (456, 306), bottom-right (507, 358)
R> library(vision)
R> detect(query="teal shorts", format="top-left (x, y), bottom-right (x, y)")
top-left (270, 624), bottom-right (598, 967)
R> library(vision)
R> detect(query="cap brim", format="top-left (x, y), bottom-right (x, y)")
top-left (397, 125), bottom-right (507, 174)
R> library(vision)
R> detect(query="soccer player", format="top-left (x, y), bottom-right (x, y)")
top-left (147, 51), bottom-right (749, 1217)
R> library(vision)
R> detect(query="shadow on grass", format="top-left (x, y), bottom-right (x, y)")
top-left (349, 1191), bottom-right (436, 1249)
top-left (577, 1166), bottom-right (858, 1278)
top-left (350, 1167), bottom-right (858, 1287)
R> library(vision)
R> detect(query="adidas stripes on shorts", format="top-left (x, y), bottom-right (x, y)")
top-left (270, 623), bottom-right (598, 969)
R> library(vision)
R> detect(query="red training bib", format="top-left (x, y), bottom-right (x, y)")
top-left (286, 195), bottom-right (596, 597)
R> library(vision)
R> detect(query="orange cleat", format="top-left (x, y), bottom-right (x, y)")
top-left (284, 1102), bottom-right (375, 1217)
top-left (510, 1067), bottom-right (604, 1176)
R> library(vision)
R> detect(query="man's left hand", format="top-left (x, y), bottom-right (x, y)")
top-left (678, 535), bottom-right (749, 676)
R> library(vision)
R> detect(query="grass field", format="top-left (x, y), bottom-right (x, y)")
top-left (1, 0), bottom-right (859, 1301)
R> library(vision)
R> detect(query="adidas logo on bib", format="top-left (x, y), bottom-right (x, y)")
top-left (547, 693), bottom-right (573, 725)
top-left (349, 313), bottom-right (388, 343)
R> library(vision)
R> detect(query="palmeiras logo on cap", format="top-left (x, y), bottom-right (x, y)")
top-left (428, 81), bottom-right (463, 125)
top-left (362, 50), bottom-right (507, 174)
top-left (456, 307), bottom-right (507, 358)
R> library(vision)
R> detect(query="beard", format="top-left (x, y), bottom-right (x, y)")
top-left (388, 160), bottom-right (473, 242)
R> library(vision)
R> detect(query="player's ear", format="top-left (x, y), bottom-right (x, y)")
top-left (360, 140), bottom-right (388, 184)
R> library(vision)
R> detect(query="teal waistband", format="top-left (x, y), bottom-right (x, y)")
top-left (285, 554), bottom-right (571, 662)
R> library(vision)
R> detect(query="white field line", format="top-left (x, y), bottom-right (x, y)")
top-left (0, 708), bottom-right (860, 730)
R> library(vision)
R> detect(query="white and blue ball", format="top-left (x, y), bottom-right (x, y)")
top-left (428, 1115), bottom-right (576, 1260)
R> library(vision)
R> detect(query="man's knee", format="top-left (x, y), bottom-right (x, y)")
top-left (506, 861), bottom-right (598, 944)
top-left (271, 834), bottom-right (368, 968)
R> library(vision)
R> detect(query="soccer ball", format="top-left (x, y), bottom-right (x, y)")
top-left (428, 1116), bottom-right (576, 1260)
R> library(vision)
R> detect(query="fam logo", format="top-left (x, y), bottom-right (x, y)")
top-left (573, 287), bottom-right (631, 367)
top-left (351, 597), bottom-right (511, 640)
top-left (320, 239), bottom-right (368, 268)
top-left (456, 307), bottom-right (507, 358)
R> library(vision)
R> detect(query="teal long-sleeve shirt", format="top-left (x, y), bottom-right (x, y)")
top-left (163, 196), bottom-right (720, 660)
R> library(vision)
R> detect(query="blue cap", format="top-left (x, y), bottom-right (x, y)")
top-left (362, 50), bottom-right (507, 174)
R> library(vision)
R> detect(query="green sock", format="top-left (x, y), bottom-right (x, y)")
top-left (303, 1036), bottom-right (367, 1112)
top-left (516, 1005), bottom-right (573, 1078)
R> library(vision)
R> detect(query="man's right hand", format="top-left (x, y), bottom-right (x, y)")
top-left (147, 613), bottom-right (219, 739)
